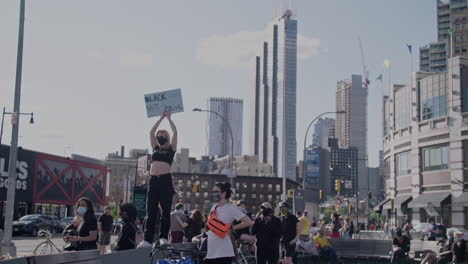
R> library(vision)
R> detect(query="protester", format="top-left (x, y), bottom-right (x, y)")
top-left (140, 112), bottom-right (178, 248)
top-left (98, 206), bottom-right (114, 254)
top-left (453, 232), bottom-right (465, 263)
top-left (169, 203), bottom-right (188, 243)
top-left (252, 202), bottom-right (282, 264)
top-left (278, 202), bottom-right (301, 264)
top-left (383, 221), bottom-right (391, 239)
top-left (421, 230), bottom-right (456, 264)
top-left (185, 209), bottom-right (205, 243)
top-left (114, 203), bottom-right (139, 251)
top-left (309, 222), bottom-right (320, 239)
top-left (313, 229), bottom-right (339, 264)
top-left (330, 213), bottom-right (341, 238)
top-left (428, 218), bottom-right (439, 241)
top-left (391, 228), bottom-right (411, 264)
top-left (205, 182), bottom-right (253, 264)
top-left (234, 200), bottom-right (253, 241)
top-left (298, 210), bottom-right (312, 241)
top-left (349, 221), bottom-right (355, 239)
top-left (65, 197), bottom-right (98, 251)
top-left (340, 218), bottom-right (351, 239)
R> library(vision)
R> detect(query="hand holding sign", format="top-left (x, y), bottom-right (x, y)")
top-left (144, 88), bottom-right (184, 118)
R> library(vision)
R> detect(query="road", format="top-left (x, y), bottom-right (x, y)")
top-left (12, 235), bottom-right (117, 257)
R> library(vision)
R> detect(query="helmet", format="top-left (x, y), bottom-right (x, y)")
top-left (278, 201), bottom-right (289, 208)
top-left (237, 200), bottom-right (247, 206)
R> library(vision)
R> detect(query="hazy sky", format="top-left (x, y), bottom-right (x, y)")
top-left (0, 0), bottom-right (435, 166)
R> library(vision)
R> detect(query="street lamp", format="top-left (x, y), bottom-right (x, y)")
top-left (0, 107), bottom-right (34, 146)
top-left (193, 108), bottom-right (235, 187)
top-left (302, 111), bottom-right (346, 201)
top-left (3, 0), bottom-right (26, 257)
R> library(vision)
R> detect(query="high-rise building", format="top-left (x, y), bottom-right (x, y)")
top-left (330, 146), bottom-right (358, 197)
top-left (335, 74), bottom-right (368, 198)
top-left (208, 97), bottom-right (243, 157)
top-left (312, 118), bottom-right (335, 149)
top-left (420, 0), bottom-right (468, 72)
top-left (253, 9), bottom-right (297, 180)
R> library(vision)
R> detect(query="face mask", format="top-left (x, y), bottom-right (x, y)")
top-left (211, 191), bottom-right (221, 202)
top-left (178, 209), bottom-right (184, 213)
top-left (240, 208), bottom-right (247, 213)
top-left (280, 208), bottom-right (289, 216)
top-left (448, 235), bottom-right (453, 240)
top-left (77, 206), bottom-right (87, 216)
top-left (121, 211), bottom-right (130, 222)
top-left (157, 136), bottom-right (167, 145)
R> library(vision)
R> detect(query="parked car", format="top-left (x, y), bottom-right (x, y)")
top-left (42, 215), bottom-right (62, 233)
top-left (59, 217), bottom-right (75, 231)
top-left (447, 228), bottom-right (468, 240)
top-left (13, 214), bottom-right (56, 236)
top-left (410, 222), bottom-right (434, 240)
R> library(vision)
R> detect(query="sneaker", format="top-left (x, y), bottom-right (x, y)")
top-left (137, 240), bottom-right (152, 248)
top-left (159, 238), bottom-right (169, 245)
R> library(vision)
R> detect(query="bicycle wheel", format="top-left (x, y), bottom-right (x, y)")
top-left (33, 241), bottom-right (52, 255)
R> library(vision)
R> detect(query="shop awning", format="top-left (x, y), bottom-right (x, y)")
top-left (383, 195), bottom-right (412, 210)
top-left (407, 192), bottom-right (450, 208)
top-left (373, 199), bottom-right (390, 211)
top-left (452, 192), bottom-right (468, 207)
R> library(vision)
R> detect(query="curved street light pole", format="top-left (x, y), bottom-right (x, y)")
top-left (193, 108), bottom-right (235, 187)
top-left (302, 111), bottom-right (345, 189)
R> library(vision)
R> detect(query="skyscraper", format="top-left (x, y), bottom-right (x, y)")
top-left (419, 0), bottom-right (468, 72)
top-left (253, 9), bottom-right (297, 181)
top-left (312, 118), bottom-right (335, 150)
top-left (336, 74), bottom-right (368, 198)
top-left (208, 97), bottom-right (243, 157)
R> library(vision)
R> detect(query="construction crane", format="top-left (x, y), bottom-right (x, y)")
top-left (359, 37), bottom-right (370, 88)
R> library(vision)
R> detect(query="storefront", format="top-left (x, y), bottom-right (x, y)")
top-left (382, 195), bottom-right (412, 227)
top-left (408, 192), bottom-right (451, 226)
top-left (0, 144), bottom-right (108, 227)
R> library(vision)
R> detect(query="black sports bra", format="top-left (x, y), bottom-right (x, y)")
top-left (152, 145), bottom-right (176, 165)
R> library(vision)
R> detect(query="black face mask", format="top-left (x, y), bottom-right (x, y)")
top-left (262, 209), bottom-right (272, 217)
top-left (157, 136), bottom-right (167, 145)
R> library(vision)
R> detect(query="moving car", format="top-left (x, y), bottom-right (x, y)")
top-left (13, 214), bottom-right (56, 236)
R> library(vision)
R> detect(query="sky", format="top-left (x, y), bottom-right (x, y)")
top-left (0, 0), bottom-right (436, 167)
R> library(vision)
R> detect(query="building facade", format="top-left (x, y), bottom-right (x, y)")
top-left (382, 56), bottom-right (468, 229)
top-left (330, 146), bottom-right (358, 198)
top-left (335, 74), bottom-right (368, 198)
top-left (208, 97), bottom-right (243, 157)
top-left (254, 9), bottom-right (297, 180)
top-left (312, 118), bottom-right (336, 150)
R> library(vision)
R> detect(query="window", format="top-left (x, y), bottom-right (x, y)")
top-left (420, 73), bottom-right (447, 120)
top-left (384, 158), bottom-right (392, 180)
top-left (396, 151), bottom-right (412, 176)
top-left (252, 183), bottom-right (256, 190)
top-left (204, 192), bottom-right (208, 199)
top-left (195, 192), bottom-right (200, 198)
top-left (252, 194), bottom-right (257, 199)
top-left (260, 194), bottom-right (264, 200)
top-left (423, 145), bottom-right (449, 171)
top-left (186, 192), bottom-right (191, 198)
top-left (268, 194), bottom-right (272, 201)
top-left (187, 180), bottom-right (191, 188)
top-left (178, 179), bottom-right (183, 187)
top-left (260, 184), bottom-right (264, 190)
top-left (268, 184), bottom-right (272, 191)
top-left (236, 183), bottom-right (240, 189)
top-left (462, 66), bottom-right (468, 112)
top-left (276, 184), bottom-right (281, 192)
top-left (242, 193), bottom-right (246, 199)
top-left (394, 86), bottom-right (411, 130)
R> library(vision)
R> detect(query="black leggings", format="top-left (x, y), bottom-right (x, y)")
top-left (144, 174), bottom-right (175, 243)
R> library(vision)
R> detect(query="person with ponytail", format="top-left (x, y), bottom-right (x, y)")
top-left (139, 112), bottom-right (177, 248)
top-left (205, 182), bottom-right (253, 264)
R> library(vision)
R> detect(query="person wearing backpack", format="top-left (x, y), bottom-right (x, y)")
top-left (205, 182), bottom-right (253, 264)
top-left (114, 203), bottom-right (142, 251)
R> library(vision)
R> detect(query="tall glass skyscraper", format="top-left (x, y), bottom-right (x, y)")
top-left (254, 9), bottom-right (297, 180)
top-left (208, 97), bottom-right (243, 157)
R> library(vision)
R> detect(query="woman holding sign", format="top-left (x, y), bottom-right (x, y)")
top-left (138, 112), bottom-right (177, 248)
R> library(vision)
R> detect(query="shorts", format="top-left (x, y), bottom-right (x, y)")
top-left (281, 241), bottom-right (296, 258)
top-left (99, 231), bottom-right (111, 245)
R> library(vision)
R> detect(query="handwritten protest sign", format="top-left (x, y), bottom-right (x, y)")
top-left (144, 88), bottom-right (184, 118)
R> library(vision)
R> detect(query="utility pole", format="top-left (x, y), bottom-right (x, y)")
top-left (2, 0), bottom-right (26, 257)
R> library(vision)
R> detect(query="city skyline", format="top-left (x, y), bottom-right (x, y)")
top-left (0, 1), bottom-right (436, 166)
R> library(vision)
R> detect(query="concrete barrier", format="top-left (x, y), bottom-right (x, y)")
top-left (356, 231), bottom-right (385, 240)
top-left (101, 248), bottom-right (151, 264)
top-left (28, 250), bottom-right (102, 264)
top-left (0, 257), bottom-right (28, 264)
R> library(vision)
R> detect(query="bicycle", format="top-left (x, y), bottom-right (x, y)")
top-left (237, 241), bottom-right (256, 264)
top-left (33, 230), bottom-right (62, 255)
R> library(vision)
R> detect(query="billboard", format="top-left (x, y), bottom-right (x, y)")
top-left (305, 149), bottom-right (320, 184)
top-left (0, 145), bottom-right (35, 202)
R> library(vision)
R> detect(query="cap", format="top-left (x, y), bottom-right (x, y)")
top-left (259, 202), bottom-right (272, 209)
top-left (278, 201), bottom-right (289, 208)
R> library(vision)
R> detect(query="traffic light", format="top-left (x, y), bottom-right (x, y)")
top-left (287, 189), bottom-right (294, 198)
top-left (192, 184), bottom-right (199, 193)
top-left (334, 180), bottom-right (341, 192)
top-left (348, 204), bottom-right (352, 212)
top-left (319, 190), bottom-right (324, 200)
